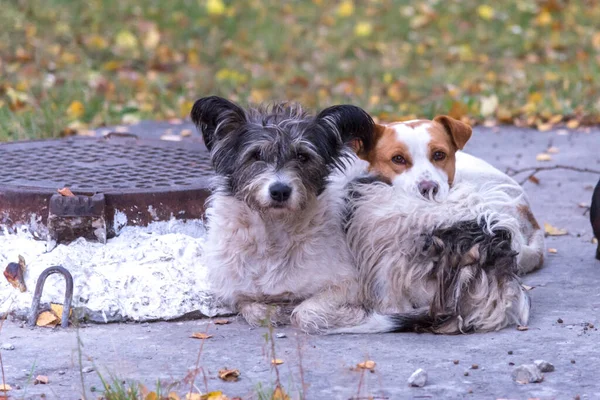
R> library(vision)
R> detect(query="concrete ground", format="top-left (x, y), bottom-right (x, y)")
top-left (1, 123), bottom-right (600, 400)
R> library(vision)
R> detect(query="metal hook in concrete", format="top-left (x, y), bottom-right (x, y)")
top-left (28, 266), bottom-right (74, 328)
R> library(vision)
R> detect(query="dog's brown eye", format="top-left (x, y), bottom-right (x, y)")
top-left (297, 153), bottom-right (309, 162)
top-left (391, 155), bottom-right (407, 165)
top-left (433, 151), bottom-right (446, 161)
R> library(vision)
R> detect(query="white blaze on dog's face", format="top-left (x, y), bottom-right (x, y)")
top-left (360, 116), bottom-right (472, 201)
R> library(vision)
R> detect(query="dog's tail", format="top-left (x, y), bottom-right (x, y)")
top-left (325, 309), bottom-right (458, 335)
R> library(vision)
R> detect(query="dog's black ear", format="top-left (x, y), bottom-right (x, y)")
top-left (315, 105), bottom-right (375, 155)
top-left (190, 96), bottom-right (246, 151)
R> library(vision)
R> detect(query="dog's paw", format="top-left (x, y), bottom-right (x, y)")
top-left (239, 302), bottom-right (291, 327)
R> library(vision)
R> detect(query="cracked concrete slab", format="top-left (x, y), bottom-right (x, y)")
top-left (1, 124), bottom-right (599, 400)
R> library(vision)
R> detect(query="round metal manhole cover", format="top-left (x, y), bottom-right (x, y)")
top-left (0, 134), bottom-right (213, 237)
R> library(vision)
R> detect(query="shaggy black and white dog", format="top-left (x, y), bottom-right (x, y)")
top-left (191, 96), bottom-right (374, 332)
top-left (327, 176), bottom-right (530, 334)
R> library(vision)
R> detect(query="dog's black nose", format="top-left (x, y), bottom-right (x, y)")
top-left (418, 180), bottom-right (439, 198)
top-left (269, 183), bottom-right (292, 202)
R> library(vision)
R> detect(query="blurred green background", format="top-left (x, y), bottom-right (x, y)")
top-left (1, 0), bottom-right (599, 141)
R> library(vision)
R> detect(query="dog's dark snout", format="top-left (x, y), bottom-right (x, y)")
top-left (418, 180), bottom-right (439, 198)
top-left (269, 182), bottom-right (292, 202)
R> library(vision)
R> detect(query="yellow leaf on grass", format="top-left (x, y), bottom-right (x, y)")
top-left (528, 92), bottom-right (543, 105)
top-left (67, 101), bottom-right (85, 120)
top-left (544, 223), bottom-right (568, 236)
top-left (36, 311), bottom-right (59, 327)
top-left (271, 386), bottom-right (290, 400)
top-left (190, 332), bottom-right (213, 339)
top-left (167, 392), bottom-right (181, 400)
top-left (477, 5), bottom-right (494, 20)
top-left (337, 0), bottom-right (354, 17)
top-left (354, 22), bottom-right (373, 37)
top-left (206, 0), bottom-right (226, 16)
top-left (185, 394), bottom-right (203, 400)
top-left (535, 10), bottom-right (552, 26)
top-left (271, 359), bottom-right (284, 365)
top-left (536, 153), bottom-right (552, 161)
top-left (115, 30), bottom-right (139, 51)
top-left (357, 360), bottom-right (376, 370)
top-left (203, 391), bottom-right (228, 400)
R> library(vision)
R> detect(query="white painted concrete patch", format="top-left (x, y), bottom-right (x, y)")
top-left (0, 219), bottom-right (231, 322)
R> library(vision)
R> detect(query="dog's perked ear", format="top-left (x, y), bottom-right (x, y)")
top-left (433, 115), bottom-right (472, 150)
top-left (315, 105), bottom-right (376, 156)
top-left (190, 96), bottom-right (246, 151)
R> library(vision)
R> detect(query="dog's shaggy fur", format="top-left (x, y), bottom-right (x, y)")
top-left (326, 173), bottom-right (530, 334)
top-left (191, 96), bottom-right (373, 332)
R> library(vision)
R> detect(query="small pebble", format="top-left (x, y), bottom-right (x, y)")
top-left (407, 368), bottom-right (427, 387)
top-left (588, 323), bottom-right (595, 329)
top-left (557, 318), bottom-right (564, 323)
top-left (512, 364), bottom-right (544, 384)
top-left (509, 362), bottom-right (515, 366)
top-left (275, 332), bottom-right (287, 339)
top-left (508, 350), bottom-right (513, 355)
top-left (82, 366), bottom-right (94, 373)
top-left (58, 371), bottom-right (66, 375)
top-left (534, 360), bottom-right (555, 373)
top-left (571, 359), bottom-right (576, 364)
top-left (0, 343), bottom-right (15, 350)
top-left (464, 371), bottom-right (469, 376)
top-left (453, 360), bottom-right (459, 365)
top-left (471, 364), bottom-right (479, 370)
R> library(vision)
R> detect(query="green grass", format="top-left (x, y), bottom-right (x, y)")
top-left (2, 0), bottom-right (599, 141)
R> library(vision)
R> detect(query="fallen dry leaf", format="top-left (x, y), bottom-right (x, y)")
top-left (528, 175), bottom-right (540, 185)
top-left (271, 358), bottom-right (284, 365)
top-left (213, 319), bottom-right (229, 325)
top-left (57, 187), bottom-right (75, 197)
top-left (521, 284), bottom-right (534, 291)
top-left (203, 392), bottom-right (229, 400)
top-left (34, 375), bottom-right (49, 384)
top-left (36, 310), bottom-right (59, 327)
top-left (566, 120), bottom-right (580, 129)
top-left (536, 153), bottom-right (552, 162)
top-left (271, 386), bottom-right (290, 400)
top-left (145, 392), bottom-right (158, 400)
top-left (180, 129), bottom-right (193, 137)
top-left (544, 223), bottom-right (568, 236)
top-left (517, 325), bottom-right (529, 331)
top-left (547, 146), bottom-right (559, 154)
top-left (357, 360), bottom-right (376, 370)
top-left (190, 332), bottom-right (213, 340)
top-left (0, 384), bottom-right (11, 391)
top-left (218, 368), bottom-right (240, 382)
top-left (548, 248), bottom-right (558, 254)
top-left (185, 394), bottom-right (203, 400)
top-left (167, 392), bottom-right (181, 400)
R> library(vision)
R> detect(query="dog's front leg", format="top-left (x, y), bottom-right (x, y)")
top-left (238, 301), bottom-right (294, 327)
top-left (291, 283), bottom-right (367, 334)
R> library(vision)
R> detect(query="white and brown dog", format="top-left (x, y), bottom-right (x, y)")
top-left (328, 116), bottom-right (544, 334)
top-left (191, 96), bottom-right (372, 332)
top-left (358, 116), bottom-right (544, 275)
